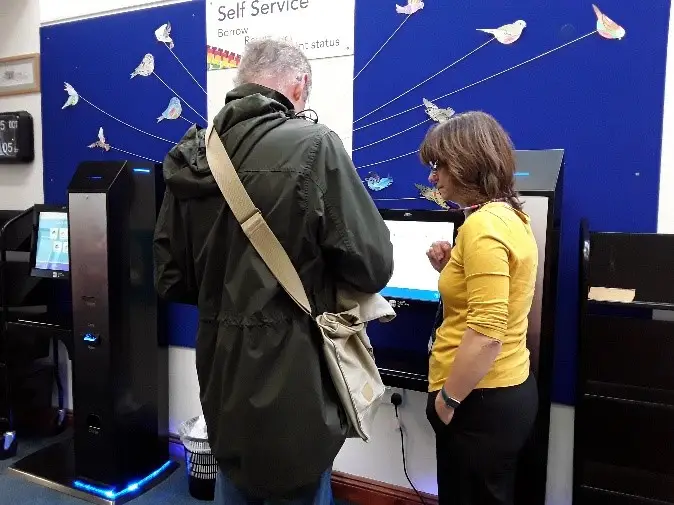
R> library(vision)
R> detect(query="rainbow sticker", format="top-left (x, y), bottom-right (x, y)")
top-left (207, 46), bottom-right (242, 70)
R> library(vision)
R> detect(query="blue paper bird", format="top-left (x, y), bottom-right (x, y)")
top-left (157, 97), bottom-right (183, 122)
top-left (364, 172), bottom-right (394, 191)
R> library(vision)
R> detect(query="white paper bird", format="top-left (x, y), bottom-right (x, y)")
top-left (62, 82), bottom-right (79, 109)
top-left (130, 54), bottom-right (155, 79)
top-left (396, 0), bottom-right (424, 15)
top-left (88, 127), bottom-right (111, 152)
top-left (155, 23), bottom-right (174, 49)
top-left (477, 20), bottom-right (527, 45)
top-left (423, 98), bottom-right (455, 123)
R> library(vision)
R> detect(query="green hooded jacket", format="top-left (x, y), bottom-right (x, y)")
top-left (153, 83), bottom-right (393, 498)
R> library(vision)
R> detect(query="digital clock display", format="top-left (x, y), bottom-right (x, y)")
top-left (0, 114), bottom-right (19, 158)
top-left (0, 111), bottom-right (34, 163)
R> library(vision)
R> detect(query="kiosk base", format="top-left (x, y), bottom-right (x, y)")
top-left (9, 438), bottom-right (178, 504)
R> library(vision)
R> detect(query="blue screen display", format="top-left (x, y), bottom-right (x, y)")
top-left (34, 211), bottom-right (69, 272)
top-left (380, 286), bottom-right (441, 302)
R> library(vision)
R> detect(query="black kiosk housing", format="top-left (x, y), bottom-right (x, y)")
top-left (68, 161), bottom-right (169, 485)
top-left (10, 161), bottom-right (176, 504)
top-left (511, 148), bottom-right (564, 505)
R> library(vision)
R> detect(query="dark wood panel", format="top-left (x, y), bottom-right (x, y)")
top-left (577, 396), bottom-right (674, 476)
top-left (576, 231), bottom-right (674, 505)
top-left (578, 486), bottom-right (674, 505)
top-left (582, 461), bottom-right (674, 504)
top-left (589, 233), bottom-right (674, 305)
top-left (585, 381), bottom-right (674, 407)
top-left (583, 316), bottom-right (674, 397)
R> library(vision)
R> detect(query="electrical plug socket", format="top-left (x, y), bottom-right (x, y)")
top-left (390, 392), bottom-right (403, 407)
top-left (382, 387), bottom-right (405, 406)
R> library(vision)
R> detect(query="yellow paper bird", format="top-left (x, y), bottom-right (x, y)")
top-left (592, 4), bottom-right (625, 40)
top-left (415, 183), bottom-right (449, 209)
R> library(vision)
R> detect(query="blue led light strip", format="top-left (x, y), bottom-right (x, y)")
top-left (73, 460), bottom-right (173, 500)
top-left (133, 168), bottom-right (151, 174)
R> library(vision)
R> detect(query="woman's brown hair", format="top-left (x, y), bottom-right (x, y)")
top-left (419, 111), bottom-right (523, 211)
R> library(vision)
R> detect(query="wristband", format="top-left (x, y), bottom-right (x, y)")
top-left (440, 388), bottom-right (461, 410)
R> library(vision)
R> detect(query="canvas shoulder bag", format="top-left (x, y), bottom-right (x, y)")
top-left (204, 124), bottom-right (395, 441)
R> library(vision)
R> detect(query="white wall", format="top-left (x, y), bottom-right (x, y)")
top-left (659, 2), bottom-right (674, 234)
top-left (0, 1), bottom-right (669, 504)
top-left (0, 0), bottom-right (43, 210)
top-left (39, 0), bottom-right (191, 25)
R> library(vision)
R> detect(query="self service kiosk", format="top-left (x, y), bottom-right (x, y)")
top-left (10, 161), bottom-right (176, 504)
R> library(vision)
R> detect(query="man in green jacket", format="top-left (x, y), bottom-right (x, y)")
top-left (153, 38), bottom-right (394, 504)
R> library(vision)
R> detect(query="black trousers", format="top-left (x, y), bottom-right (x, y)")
top-left (426, 374), bottom-right (538, 505)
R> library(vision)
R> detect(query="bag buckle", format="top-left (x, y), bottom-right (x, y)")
top-left (241, 208), bottom-right (263, 234)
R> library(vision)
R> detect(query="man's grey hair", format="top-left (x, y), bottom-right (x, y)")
top-left (234, 38), bottom-right (312, 101)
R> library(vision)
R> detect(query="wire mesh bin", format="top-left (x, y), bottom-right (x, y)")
top-left (179, 416), bottom-right (218, 501)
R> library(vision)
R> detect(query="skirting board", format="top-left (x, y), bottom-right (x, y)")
top-left (331, 472), bottom-right (438, 505)
top-left (53, 410), bottom-right (439, 504)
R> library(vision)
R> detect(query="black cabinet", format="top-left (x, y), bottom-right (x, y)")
top-left (0, 209), bottom-right (72, 457)
top-left (574, 221), bottom-right (674, 504)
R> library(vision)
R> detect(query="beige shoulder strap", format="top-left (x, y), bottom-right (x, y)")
top-left (204, 123), bottom-right (312, 316)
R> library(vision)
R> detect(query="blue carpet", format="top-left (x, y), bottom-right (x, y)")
top-left (0, 431), bottom-right (352, 504)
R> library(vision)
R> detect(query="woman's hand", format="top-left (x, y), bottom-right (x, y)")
top-left (434, 393), bottom-right (455, 425)
top-left (427, 241), bottom-right (452, 272)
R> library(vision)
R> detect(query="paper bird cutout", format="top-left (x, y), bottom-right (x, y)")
top-left (86, 127), bottom-right (162, 163)
top-left (157, 97), bottom-right (183, 122)
top-left (62, 82), bottom-right (79, 109)
top-left (477, 20), bottom-right (527, 45)
top-left (415, 183), bottom-right (449, 209)
top-left (130, 54), bottom-right (155, 78)
top-left (592, 4), bottom-right (625, 40)
top-left (365, 172), bottom-right (394, 191)
top-left (88, 127), bottom-right (111, 152)
top-left (396, 0), bottom-right (424, 15)
top-left (155, 23), bottom-right (174, 49)
top-left (423, 98), bottom-right (455, 123)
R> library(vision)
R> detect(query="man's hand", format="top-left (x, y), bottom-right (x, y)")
top-left (427, 241), bottom-right (452, 273)
top-left (434, 392), bottom-right (455, 425)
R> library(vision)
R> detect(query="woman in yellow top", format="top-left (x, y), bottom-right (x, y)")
top-left (421, 111), bottom-right (538, 505)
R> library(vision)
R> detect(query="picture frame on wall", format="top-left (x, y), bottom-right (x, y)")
top-left (0, 53), bottom-right (40, 97)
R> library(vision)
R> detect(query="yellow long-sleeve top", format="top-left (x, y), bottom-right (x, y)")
top-left (428, 202), bottom-right (538, 392)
